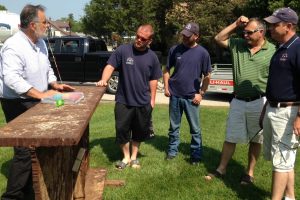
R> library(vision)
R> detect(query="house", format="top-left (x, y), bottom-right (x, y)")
top-left (47, 20), bottom-right (78, 37)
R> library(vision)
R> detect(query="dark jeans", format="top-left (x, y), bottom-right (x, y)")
top-left (1, 99), bottom-right (38, 200)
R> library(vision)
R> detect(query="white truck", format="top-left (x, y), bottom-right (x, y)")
top-left (207, 63), bottom-right (234, 94)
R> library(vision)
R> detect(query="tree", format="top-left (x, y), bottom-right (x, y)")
top-left (82, 0), bottom-right (176, 53)
top-left (0, 5), bottom-right (7, 10)
top-left (82, 0), bottom-right (138, 37)
top-left (243, 0), bottom-right (300, 30)
top-left (81, 0), bottom-right (300, 54)
top-left (166, 0), bottom-right (246, 59)
top-left (58, 13), bottom-right (83, 33)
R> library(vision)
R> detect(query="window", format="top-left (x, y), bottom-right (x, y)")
top-left (61, 40), bottom-right (79, 53)
top-left (47, 40), bottom-right (56, 53)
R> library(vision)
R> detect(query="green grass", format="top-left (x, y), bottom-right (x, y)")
top-left (0, 103), bottom-right (299, 199)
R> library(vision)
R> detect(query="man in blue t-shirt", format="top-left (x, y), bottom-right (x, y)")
top-left (163, 22), bottom-right (211, 165)
top-left (96, 24), bottom-right (162, 169)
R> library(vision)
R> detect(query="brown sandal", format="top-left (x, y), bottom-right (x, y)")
top-left (240, 174), bottom-right (254, 185)
top-left (204, 170), bottom-right (224, 181)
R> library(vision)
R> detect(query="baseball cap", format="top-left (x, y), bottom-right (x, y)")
top-left (264, 7), bottom-right (298, 24)
top-left (181, 22), bottom-right (199, 37)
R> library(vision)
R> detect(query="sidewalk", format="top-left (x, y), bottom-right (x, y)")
top-left (101, 92), bottom-right (229, 107)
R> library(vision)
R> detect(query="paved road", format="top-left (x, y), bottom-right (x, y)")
top-left (101, 91), bottom-right (231, 107)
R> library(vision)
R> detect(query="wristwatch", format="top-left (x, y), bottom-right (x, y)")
top-left (297, 111), bottom-right (300, 117)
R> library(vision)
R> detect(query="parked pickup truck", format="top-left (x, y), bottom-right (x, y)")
top-left (45, 36), bottom-right (118, 94)
top-left (207, 63), bottom-right (233, 94)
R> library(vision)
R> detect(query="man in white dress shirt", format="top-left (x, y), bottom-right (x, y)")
top-left (0, 4), bottom-right (74, 199)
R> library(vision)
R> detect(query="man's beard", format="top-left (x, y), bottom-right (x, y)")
top-left (34, 28), bottom-right (46, 39)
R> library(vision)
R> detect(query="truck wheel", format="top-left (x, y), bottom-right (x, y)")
top-left (107, 72), bottom-right (118, 94)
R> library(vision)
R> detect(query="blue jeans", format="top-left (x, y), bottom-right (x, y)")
top-left (167, 96), bottom-right (202, 160)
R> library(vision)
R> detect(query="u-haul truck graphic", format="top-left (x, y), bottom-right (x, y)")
top-left (207, 64), bottom-right (234, 94)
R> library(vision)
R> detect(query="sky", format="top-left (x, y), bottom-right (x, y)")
top-left (0, 0), bottom-right (91, 20)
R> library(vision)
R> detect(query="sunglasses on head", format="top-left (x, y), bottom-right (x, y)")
top-left (243, 29), bottom-right (262, 35)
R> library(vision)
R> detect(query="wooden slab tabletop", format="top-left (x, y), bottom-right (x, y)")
top-left (0, 86), bottom-right (106, 147)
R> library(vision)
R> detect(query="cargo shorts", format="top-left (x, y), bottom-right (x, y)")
top-left (263, 105), bottom-right (300, 172)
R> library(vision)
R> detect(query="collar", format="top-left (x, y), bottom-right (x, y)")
top-left (261, 40), bottom-right (270, 50)
top-left (19, 30), bottom-right (39, 51)
top-left (280, 34), bottom-right (299, 49)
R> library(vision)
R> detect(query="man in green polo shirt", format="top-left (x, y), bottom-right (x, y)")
top-left (204, 16), bottom-right (276, 184)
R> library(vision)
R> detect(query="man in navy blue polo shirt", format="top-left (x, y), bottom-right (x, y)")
top-left (163, 22), bottom-right (211, 165)
top-left (263, 7), bottom-right (300, 200)
top-left (96, 24), bottom-right (162, 169)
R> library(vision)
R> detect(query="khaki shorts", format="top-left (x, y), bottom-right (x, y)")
top-left (225, 97), bottom-right (265, 144)
top-left (263, 105), bottom-right (300, 172)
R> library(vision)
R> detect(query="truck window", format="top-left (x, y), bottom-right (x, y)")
top-left (61, 40), bottom-right (79, 53)
top-left (88, 39), bottom-right (107, 52)
top-left (46, 39), bottom-right (56, 53)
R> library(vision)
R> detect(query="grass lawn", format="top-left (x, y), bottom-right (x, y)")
top-left (0, 103), bottom-right (299, 199)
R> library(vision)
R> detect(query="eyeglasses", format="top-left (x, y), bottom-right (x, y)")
top-left (243, 29), bottom-right (262, 35)
top-left (136, 34), bottom-right (150, 42)
top-left (33, 20), bottom-right (48, 25)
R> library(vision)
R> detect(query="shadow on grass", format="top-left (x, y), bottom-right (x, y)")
top-left (202, 146), bottom-right (270, 200)
top-left (90, 137), bottom-right (120, 162)
top-left (0, 160), bottom-right (10, 179)
top-left (145, 134), bottom-right (270, 200)
top-left (90, 134), bottom-right (270, 200)
top-left (90, 137), bottom-right (148, 163)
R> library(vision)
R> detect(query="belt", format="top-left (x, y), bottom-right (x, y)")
top-left (235, 94), bottom-right (265, 102)
top-left (269, 101), bottom-right (300, 108)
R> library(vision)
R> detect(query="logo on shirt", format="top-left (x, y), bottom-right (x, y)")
top-left (175, 53), bottom-right (182, 60)
top-left (280, 53), bottom-right (288, 61)
top-left (126, 57), bottom-right (134, 65)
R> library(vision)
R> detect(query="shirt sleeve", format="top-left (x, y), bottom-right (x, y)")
top-left (202, 51), bottom-right (212, 76)
top-left (166, 46), bottom-right (175, 70)
top-left (228, 38), bottom-right (234, 49)
top-left (150, 53), bottom-right (162, 80)
top-left (2, 46), bottom-right (32, 95)
top-left (107, 46), bottom-right (123, 69)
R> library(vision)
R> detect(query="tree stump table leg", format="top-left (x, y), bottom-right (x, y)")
top-left (31, 128), bottom-right (89, 199)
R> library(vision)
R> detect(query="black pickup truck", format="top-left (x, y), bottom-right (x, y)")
top-left (45, 36), bottom-right (118, 94)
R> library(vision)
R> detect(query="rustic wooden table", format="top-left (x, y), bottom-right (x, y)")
top-left (0, 86), bottom-right (106, 200)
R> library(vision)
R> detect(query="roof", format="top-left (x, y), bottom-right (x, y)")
top-left (49, 20), bottom-right (70, 28)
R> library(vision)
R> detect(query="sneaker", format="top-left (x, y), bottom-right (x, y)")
top-left (165, 154), bottom-right (175, 160)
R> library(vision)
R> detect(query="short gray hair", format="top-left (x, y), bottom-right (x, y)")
top-left (249, 18), bottom-right (267, 34)
top-left (20, 4), bottom-right (45, 28)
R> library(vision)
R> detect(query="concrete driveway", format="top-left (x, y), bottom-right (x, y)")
top-left (101, 91), bottom-right (230, 107)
